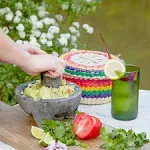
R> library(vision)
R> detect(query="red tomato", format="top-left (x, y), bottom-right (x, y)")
top-left (73, 112), bottom-right (103, 140)
top-left (74, 115), bottom-right (94, 140)
top-left (88, 116), bottom-right (102, 138)
top-left (73, 112), bottom-right (88, 132)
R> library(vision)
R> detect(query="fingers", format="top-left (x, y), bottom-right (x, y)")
top-left (21, 43), bottom-right (47, 55)
top-left (45, 71), bottom-right (61, 79)
top-left (46, 56), bottom-right (66, 78)
top-left (46, 71), bottom-right (59, 78)
top-left (59, 58), bottom-right (67, 68)
top-left (22, 69), bottom-right (40, 76)
top-left (54, 56), bottom-right (66, 69)
top-left (47, 65), bottom-right (64, 78)
top-left (27, 47), bottom-right (46, 55)
top-left (23, 53), bottom-right (66, 78)
top-left (44, 57), bottom-right (65, 78)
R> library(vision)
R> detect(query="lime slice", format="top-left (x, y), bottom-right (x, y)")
top-left (104, 59), bottom-right (126, 80)
top-left (39, 132), bottom-right (54, 147)
top-left (31, 126), bottom-right (46, 140)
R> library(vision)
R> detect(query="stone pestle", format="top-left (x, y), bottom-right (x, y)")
top-left (40, 72), bottom-right (61, 88)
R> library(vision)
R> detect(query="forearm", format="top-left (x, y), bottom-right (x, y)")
top-left (0, 29), bottom-right (30, 67)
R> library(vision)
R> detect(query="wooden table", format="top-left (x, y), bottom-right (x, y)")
top-left (0, 101), bottom-right (150, 150)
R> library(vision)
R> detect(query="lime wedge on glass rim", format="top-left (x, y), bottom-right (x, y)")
top-left (104, 59), bottom-right (126, 80)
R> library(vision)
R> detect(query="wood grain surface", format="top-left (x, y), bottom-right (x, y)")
top-left (0, 101), bottom-right (149, 150)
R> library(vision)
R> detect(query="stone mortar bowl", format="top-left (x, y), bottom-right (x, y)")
top-left (15, 81), bottom-right (82, 127)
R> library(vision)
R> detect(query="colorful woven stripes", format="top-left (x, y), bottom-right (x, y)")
top-left (65, 66), bottom-right (106, 78)
top-left (64, 75), bottom-right (112, 99)
top-left (64, 76), bottom-right (112, 87)
top-left (60, 50), bottom-right (116, 104)
top-left (82, 90), bottom-right (111, 98)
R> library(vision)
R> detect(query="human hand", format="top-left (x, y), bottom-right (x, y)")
top-left (20, 43), bottom-right (47, 55)
top-left (20, 44), bottom-right (66, 78)
top-left (26, 54), bottom-right (66, 78)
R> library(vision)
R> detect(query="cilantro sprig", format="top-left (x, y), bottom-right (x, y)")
top-left (41, 119), bottom-right (88, 148)
top-left (100, 127), bottom-right (150, 150)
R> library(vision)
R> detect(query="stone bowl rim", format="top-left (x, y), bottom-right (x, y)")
top-left (15, 80), bottom-right (82, 103)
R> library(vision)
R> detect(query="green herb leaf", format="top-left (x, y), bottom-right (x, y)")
top-left (100, 127), bottom-right (149, 150)
top-left (79, 142), bottom-right (89, 148)
top-left (41, 119), bottom-right (88, 147)
top-left (54, 126), bottom-right (65, 139)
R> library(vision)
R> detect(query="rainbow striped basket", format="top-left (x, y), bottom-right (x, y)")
top-left (60, 50), bottom-right (118, 105)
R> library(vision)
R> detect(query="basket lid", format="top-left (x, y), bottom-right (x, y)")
top-left (60, 50), bottom-right (118, 71)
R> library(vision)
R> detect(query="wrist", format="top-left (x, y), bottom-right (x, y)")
top-left (1, 44), bottom-right (30, 69)
top-left (14, 47), bottom-right (31, 69)
top-left (0, 30), bottom-right (30, 67)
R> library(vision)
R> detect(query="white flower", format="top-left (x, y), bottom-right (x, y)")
top-left (70, 48), bottom-right (78, 52)
top-left (16, 10), bottom-right (22, 17)
top-left (23, 41), bottom-right (29, 45)
top-left (38, 10), bottom-right (48, 18)
top-left (71, 36), bottom-right (77, 43)
top-left (86, 0), bottom-right (92, 2)
top-left (55, 14), bottom-right (63, 22)
top-left (35, 21), bottom-right (43, 29)
top-left (19, 31), bottom-right (26, 39)
top-left (5, 7), bottom-right (11, 13)
top-left (60, 33), bottom-right (71, 39)
top-left (72, 22), bottom-right (80, 29)
top-left (75, 31), bottom-right (80, 37)
top-left (82, 24), bottom-right (94, 34)
top-left (3, 27), bottom-right (9, 34)
top-left (40, 38), bottom-right (47, 44)
top-left (47, 32), bottom-right (54, 40)
top-left (62, 3), bottom-right (69, 10)
top-left (62, 47), bottom-right (69, 53)
top-left (69, 26), bottom-right (77, 33)
top-left (5, 12), bottom-right (14, 21)
top-left (58, 37), bottom-right (68, 46)
top-left (48, 26), bottom-right (60, 34)
top-left (86, 27), bottom-right (94, 34)
top-left (16, 2), bottom-right (23, 10)
top-left (36, 43), bottom-right (41, 48)
top-left (82, 24), bottom-right (89, 29)
top-left (16, 40), bottom-right (23, 45)
top-left (32, 30), bottom-right (41, 38)
top-left (43, 17), bottom-right (55, 25)
top-left (38, 5), bottom-right (46, 11)
top-left (0, 8), bottom-right (6, 16)
top-left (30, 40), bottom-right (41, 48)
top-left (16, 24), bottom-right (24, 31)
top-left (29, 34), bottom-right (34, 38)
top-left (54, 22), bottom-right (59, 27)
top-left (13, 16), bottom-right (21, 23)
top-left (52, 51), bottom-right (59, 57)
top-left (71, 43), bottom-right (78, 48)
top-left (30, 15), bottom-right (38, 23)
top-left (30, 36), bottom-right (37, 42)
top-left (47, 41), bottom-right (53, 47)
top-left (30, 40), bottom-right (37, 46)
top-left (69, 26), bottom-right (80, 37)
top-left (40, 33), bottom-right (47, 39)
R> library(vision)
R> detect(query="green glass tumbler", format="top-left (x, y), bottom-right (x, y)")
top-left (111, 65), bottom-right (140, 120)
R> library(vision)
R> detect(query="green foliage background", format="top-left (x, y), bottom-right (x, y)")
top-left (0, 0), bottom-right (101, 105)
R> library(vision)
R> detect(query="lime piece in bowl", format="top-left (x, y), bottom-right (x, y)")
top-left (104, 59), bottom-right (126, 80)
top-left (31, 126), bottom-right (46, 140)
top-left (39, 132), bottom-right (54, 147)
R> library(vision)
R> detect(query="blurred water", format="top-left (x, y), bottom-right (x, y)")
top-left (80, 0), bottom-right (150, 89)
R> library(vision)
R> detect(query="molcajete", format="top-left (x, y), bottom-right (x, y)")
top-left (15, 81), bottom-right (82, 127)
